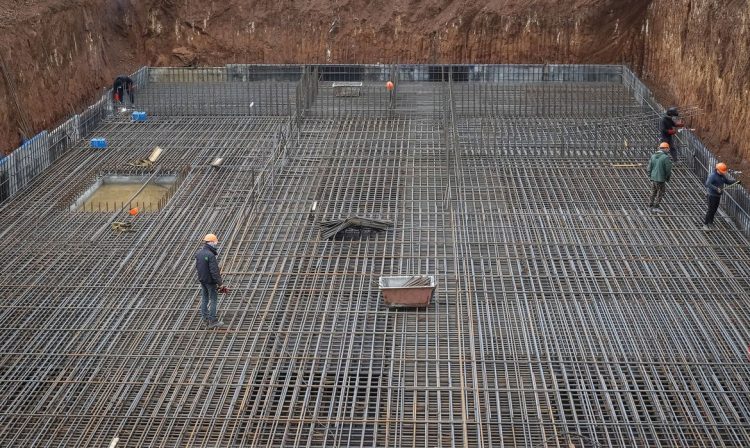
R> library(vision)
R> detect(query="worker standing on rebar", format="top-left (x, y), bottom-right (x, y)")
top-left (112, 75), bottom-right (135, 108)
top-left (195, 233), bottom-right (226, 329)
top-left (703, 163), bottom-right (740, 230)
top-left (660, 107), bottom-right (683, 162)
top-left (647, 141), bottom-right (673, 212)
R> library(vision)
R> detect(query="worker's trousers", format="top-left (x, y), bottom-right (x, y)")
top-left (115, 88), bottom-right (133, 107)
top-left (649, 181), bottom-right (667, 207)
top-left (704, 195), bottom-right (721, 225)
top-left (662, 135), bottom-right (678, 161)
top-left (199, 282), bottom-right (219, 321)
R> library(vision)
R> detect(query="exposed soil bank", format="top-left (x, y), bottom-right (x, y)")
top-left (642, 0), bottom-right (750, 171)
top-left (1, 0), bottom-right (747, 170)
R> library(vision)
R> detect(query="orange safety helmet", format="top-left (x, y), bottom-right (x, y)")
top-left (716, 163), bottom-right (728, 174)
top-left (203, 233), bottom-right (218, 243)
top-left (659, 142), bottom-right (670, 149)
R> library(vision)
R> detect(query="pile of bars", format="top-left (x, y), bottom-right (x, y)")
top-left (320, 216), bottom-right (393, 239)
top-left (400, 276), bottom-right (432, 287)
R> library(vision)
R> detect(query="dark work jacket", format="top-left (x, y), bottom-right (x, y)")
top-left (113, 76), bottom-right (134, 102)
top-left (195, 244), bottom-right (222, 285)
top-left (660, 116), bottom-right (680, 140)
top-left (705, 171), bottom-right (735, 197)
top-left (113, 76), bottom-right (133, 92)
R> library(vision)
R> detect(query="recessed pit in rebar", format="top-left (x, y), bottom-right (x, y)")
top-left (72, 173), bottom-right (179, 212)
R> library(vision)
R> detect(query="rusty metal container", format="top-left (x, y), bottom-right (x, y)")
top-left (378, 275), bottom-right (436, 307)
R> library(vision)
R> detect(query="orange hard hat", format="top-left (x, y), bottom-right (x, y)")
top-left (203, 233), bottom-right (218, 243)
top-left (716, 163), bottom-right (728, 174)
top-left (386, 81), bottom-right (394, 91)
top-left (128, 207), bottom-right (139, 216)
top-left (659, 142), bottom-right (670, 149)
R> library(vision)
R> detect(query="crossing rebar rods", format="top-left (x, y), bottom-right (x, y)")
top-left (320, 217), bottom-right (393, 239)
top-left (0, 66), bottom-right (749, 448)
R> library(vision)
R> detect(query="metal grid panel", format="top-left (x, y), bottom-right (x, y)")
top-left (0, 69), bottom-right (749, 447)
top-left (137, 81), bottom-right (297, 116)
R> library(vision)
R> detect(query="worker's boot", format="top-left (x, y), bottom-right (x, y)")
top-left (207, 319), bottom-right (225, 329)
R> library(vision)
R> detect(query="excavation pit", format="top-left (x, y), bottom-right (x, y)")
top-left (72, 174), bottom-right (178, 212)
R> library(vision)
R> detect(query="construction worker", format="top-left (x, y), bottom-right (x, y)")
top-left (112, 75), bottom-right (135, 108)
top-left (660, 107), bottom-right (683, 162)
top-left (194, 233), bottom-right (225, 329)
top-left (647, 141), bottom-right (673, 212)
top-left (703, 163), bottom-right (740, 230)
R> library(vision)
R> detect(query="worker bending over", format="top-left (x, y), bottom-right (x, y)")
top-left (112, 75), bottom-right (135, 108)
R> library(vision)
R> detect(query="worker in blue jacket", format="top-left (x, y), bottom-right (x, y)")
top-left (703, 163), bottom-right (740, 230)
top-left (195, 233), bottom-right (226, 329)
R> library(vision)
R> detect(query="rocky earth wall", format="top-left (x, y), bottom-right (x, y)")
top-left (0, 0), bottom-right (747, 169)
top-left (642, 0), bottom-right (750, 170)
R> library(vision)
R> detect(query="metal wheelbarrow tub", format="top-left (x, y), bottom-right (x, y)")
top-left (378, 275), bottom-right (436, 307)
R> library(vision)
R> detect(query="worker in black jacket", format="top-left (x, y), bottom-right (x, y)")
top-left (112, 75), bottom-right (135, 108)
top-left (195, 233), bottom-right (225, 329)
top-left (660, 107), bottom-right (683, 162)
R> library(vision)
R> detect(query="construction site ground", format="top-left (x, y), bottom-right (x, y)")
top-left (1, 70), bottom-right (749, 447)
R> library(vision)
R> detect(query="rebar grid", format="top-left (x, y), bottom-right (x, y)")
top-left (0, 71), bottom-right (749, 448)
top-left (137, 82), bottom-right (297, 117)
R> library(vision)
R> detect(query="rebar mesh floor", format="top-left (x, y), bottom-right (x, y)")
top-left (1, 81), bottom-right (750, 448)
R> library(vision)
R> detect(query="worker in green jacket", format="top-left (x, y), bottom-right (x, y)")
top-left (647, 141), bottom-right (673, 212)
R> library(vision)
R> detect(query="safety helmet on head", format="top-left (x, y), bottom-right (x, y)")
top-left (666, 107), bottom-right (679, 117)
top-left (659, 142), bottom-right (670, 150)
top-left (203, 233), bottom-right (218, 243)
top-left (716, 163), bottom-right (728, 174)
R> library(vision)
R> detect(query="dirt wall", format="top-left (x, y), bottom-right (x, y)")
top-left (1, 0), bottom-right (748, 170)
top-left (0, 0), bottom-right (147, 153)
top-left (642, 0), bottom-right (750, 170)
top-left (140, 0), bottom-right (647, 66)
